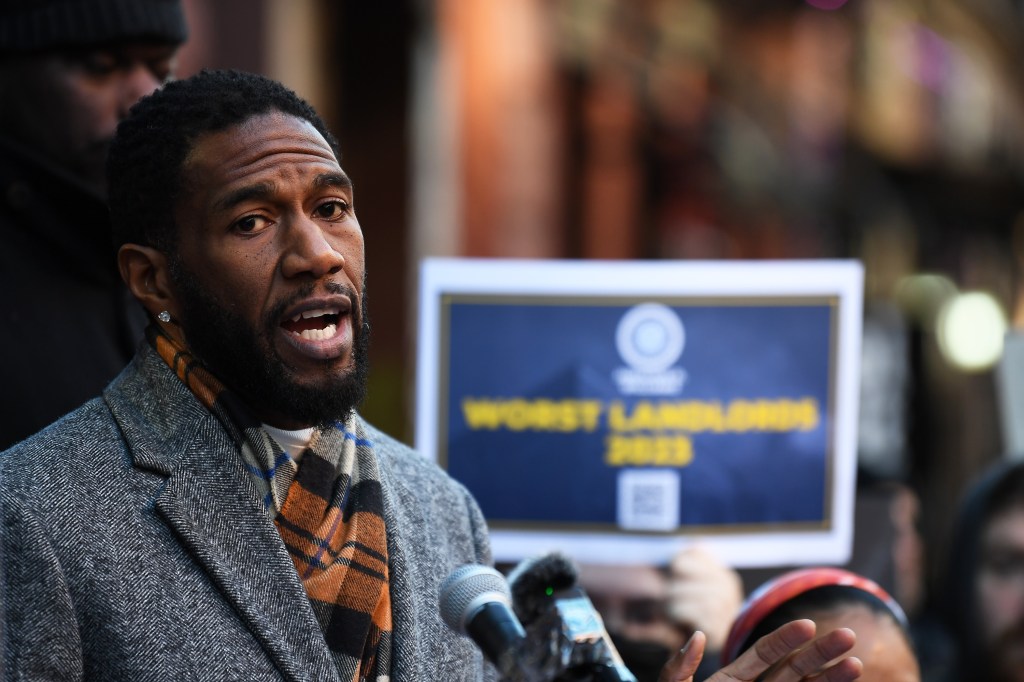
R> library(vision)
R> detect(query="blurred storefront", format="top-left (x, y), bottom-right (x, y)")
top-left (417, 0), bottom-right (1024, 600)
top-left (178, 0), bottom-right (1024, 599)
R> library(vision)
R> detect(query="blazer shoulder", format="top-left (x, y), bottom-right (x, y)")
top-left (0, 397), bottom-right (125, 498)
top-left (357, 416), bottom-right (492, 559)
top-left (359, 418), bottom-right (460, 488)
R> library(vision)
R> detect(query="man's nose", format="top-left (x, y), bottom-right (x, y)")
top-left (280, 216), bottom-right (346, 279)
top-left (118, 65), bottom-right (164, 118)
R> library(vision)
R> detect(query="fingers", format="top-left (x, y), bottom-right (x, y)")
top-left (806, 656), bottom-right (863, 682)
top-left (709, 620), bottom-right (859, 682)
top-left (723, 619), bottom-right (817, 679)
top-left (659, 630), bottom-right (707, 682)
top-left (762, 624), bottom-right (860, 682)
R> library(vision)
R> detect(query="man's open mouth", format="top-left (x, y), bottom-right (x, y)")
top-left (280, 307), bottom-right (342, 341)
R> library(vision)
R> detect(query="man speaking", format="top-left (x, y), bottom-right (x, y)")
top-left (1, 70), bottom-right (862, 682)
top-left (0, 69), bottom-right (492, 680)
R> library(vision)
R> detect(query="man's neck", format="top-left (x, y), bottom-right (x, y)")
top-left (262, 423), bottom-right (315, 461)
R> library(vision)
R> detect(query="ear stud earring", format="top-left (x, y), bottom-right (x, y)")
top-left (158, 311), bottom-right (172, 323)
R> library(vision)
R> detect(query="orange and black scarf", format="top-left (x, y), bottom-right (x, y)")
top-left (150, 328), bottom-right (392, 682)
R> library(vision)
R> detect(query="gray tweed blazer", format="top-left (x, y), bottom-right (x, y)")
top-left (1, 344), bottom-right (494, 681)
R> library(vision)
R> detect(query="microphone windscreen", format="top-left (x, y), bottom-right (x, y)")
top-left (508, 552), bottom-right (579, 625)
top-left (439, 564), bottom-right (512, 633)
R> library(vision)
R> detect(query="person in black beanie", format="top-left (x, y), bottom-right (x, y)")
top-left (0, 0), bottom-right (188, 450)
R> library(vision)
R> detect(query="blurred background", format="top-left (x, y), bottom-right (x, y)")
top-left (176, 0), bottom-right (1024, 612)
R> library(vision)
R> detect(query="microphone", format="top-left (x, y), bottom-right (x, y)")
top-left (439, 564), bottom-right (541, 682)
top-left (508, 553), bottom-right (638, 682)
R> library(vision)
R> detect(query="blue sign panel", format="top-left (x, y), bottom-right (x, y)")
top-left (440, 297), bottom-right (836, 533)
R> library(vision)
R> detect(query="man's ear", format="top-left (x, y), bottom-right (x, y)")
top-left (118, 243), bottom-right (179, 322)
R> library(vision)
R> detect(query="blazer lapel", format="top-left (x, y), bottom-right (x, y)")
top-left (155, 441), bottom-right (341, 682)
top-left (107, 347), bottom-right (340, 682)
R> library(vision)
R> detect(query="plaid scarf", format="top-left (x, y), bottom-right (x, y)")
top-left (150, 328), bottom-right (392, 682)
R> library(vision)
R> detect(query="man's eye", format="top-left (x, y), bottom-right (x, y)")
top-left (314, 200), bottom-right (349, 220)
top-left (623, 598), bottom-right (665, 624)
top-left (73, 51), bottom-right (119, 75)
top-left (148, 58), bottom-right (175, 84)
top-left (981, 551), bottom-right (1024, 579)
top-left (234, 215), bottom-right (270, 233)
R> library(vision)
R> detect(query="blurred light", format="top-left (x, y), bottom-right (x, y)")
top-left (936, 291), bottom-right (1007, 372)
top-left (805, 0), bottom-right (849, 9)
top-left (894, 273), bottom-right (957, 326)
top-left (908, 26), bottom-right (952, 92)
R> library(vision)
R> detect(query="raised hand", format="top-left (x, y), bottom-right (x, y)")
top-left (659, 619), bottom-right (862, 682)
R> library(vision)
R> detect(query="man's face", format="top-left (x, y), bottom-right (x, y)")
top-left (0, 43), bottom-right (178, 196)
top-left (579, 563), bottom-right (682, 650)
top-left (166, 112), bottom-right (367, 429)
top-left (978, 505), bottom-right (1024, 681)
top-left (578, 563), bottom-right (684, 680)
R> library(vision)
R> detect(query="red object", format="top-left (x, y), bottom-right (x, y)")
top-left (721, 567), bottom-right (907, 665)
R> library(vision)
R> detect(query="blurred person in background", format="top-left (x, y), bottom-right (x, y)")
top-left (942, 459), bottom-right (1024, 682)
top-left (721, 567), bottom-right (920, 682)
top-left (0, 0), bottom-right (187, 450)
top-left (580, 545), bottom-right (745, 681)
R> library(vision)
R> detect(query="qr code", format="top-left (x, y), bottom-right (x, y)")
top-left (617, 469), bottom-right (680, 531)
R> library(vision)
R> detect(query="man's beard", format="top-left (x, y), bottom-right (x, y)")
top-left (168, 258), bottom-right (370, 427)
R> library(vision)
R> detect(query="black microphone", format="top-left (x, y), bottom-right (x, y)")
top-left (439, 564), bottom-right (542, 682)
top-left (508, 552), bottom-right (638, 682)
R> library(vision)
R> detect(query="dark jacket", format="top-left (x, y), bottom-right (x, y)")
top-left (0, 136), bottom-right (145, 450)
top-left (939, 459), bottom-right (1024, 682)
top-left (1, 343), bottom-right (494, 680)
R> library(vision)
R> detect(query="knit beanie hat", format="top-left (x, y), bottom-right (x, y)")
top-left (0, 0), bottom-right (187, 52)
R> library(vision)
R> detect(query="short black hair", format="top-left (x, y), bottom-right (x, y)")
top-left (983, 461), bottom-right (1024, 524)
top-left (107, 68), bottom-right (339, 251)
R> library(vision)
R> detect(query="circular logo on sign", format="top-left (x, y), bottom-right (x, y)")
top-left (615, 303), bottom-right (685, 374)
